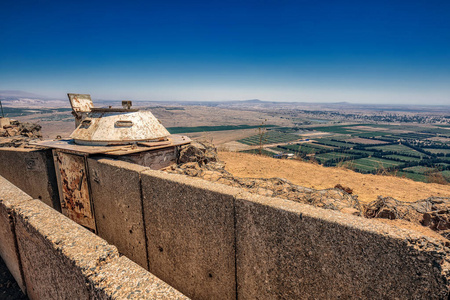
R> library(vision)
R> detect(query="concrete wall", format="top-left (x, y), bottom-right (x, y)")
top-left (85, 158), bottom-right (450, 299)
top-left (235, 192), bottom-right (450, 299)
top-left (2, 150), bottom-right (450, 299)
top-left (138, 169), bottom-right (450, 299)
top-left (0, 176), bottom-right (31, 292)
top-left (0, 175), bottom-right (188, 299)
top-left (141, 170), bottom-right (240, 300)
top-left (0, 148), bottom-right (60, 210)
top-left (88, 157), bottom-right (149, 269)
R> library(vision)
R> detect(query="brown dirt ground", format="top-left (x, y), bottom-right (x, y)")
top-left (218, 151), bottom-right (450, 204)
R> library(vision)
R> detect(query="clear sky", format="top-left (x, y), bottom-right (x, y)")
top-left (0, 0), bottom-right (449, 104)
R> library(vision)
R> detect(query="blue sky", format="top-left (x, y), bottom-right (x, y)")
top-left (0, 0), bottom-right (449, 104)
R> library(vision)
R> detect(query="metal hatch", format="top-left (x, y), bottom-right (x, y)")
top-left (68, 93), bottom-right (94, 127)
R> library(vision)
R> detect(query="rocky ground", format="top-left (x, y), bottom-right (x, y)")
top-left (165, 141), bottom-right (450, 241)
top-left (0, 118), bottom-right (42, 148)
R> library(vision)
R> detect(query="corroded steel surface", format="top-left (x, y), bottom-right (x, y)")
top-left (30, 135), bottom-right (191, 155)
top-left (68, 93), bottom-right (93, 112)
top-left (53, 151), bottom-right (96, 230)
top-left (70, 110), bottom-right (171, 145)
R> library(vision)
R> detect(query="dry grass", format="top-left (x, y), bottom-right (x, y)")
top-left (218, 151), bottom-right (450, 204)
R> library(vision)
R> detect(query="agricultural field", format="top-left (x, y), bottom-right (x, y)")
top-left (396, 172), bottom-right (428, 182)
top-left (383, 154), bottom-right (422, 162)
top-left (366, 144), bottom-right (421, 156)
top-left (313, 138), bottom-right (356, 148)
top-left (403, 166), bottom-right (437, 174)
top-left (241, 123), bottom-right (449, 183)
top-left (347, 137), bottom-right (388, 144)
top-left (277, 143), bottom-right (333, 155)
top-left (349, 157), bottom-right (403, 173)
top-left (167, 124), bottom-right (277, 134)
top-left (442, 171), bottom-right (450, 181)
top-left (314, 152), bottom-right (357, 164)
top-left (426, 148), bottom-right (450, 154)
top-left (237, 131), bottom-right (300, 146)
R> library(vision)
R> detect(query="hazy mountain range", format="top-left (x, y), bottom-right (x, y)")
top-left (1, 90), bottom-right (448, 113)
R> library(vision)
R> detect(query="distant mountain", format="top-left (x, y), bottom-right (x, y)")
top-left (0, 90), bottom-right (51, 100)
top-left (241, 99), bottom-right (264, 103)
top-left (0, 90), bottom-right (67, 108)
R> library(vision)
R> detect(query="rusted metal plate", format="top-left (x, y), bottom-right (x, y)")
top-left (53, 151), bottom-right (96, 231)
top-left (32, 139), bottom-right (127, 154)
top-left (31, 135), bottom-right (191, 156)
top-left (68, 93), bottom-right (93, 112)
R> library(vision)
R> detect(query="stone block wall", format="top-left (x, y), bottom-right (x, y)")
top-left (141, 170), bottom-right (240, 300)
top-left (0, 175), bottom-right (188, 299)
top-left (235, 192), bottom-right (450, 299)
top-left (1, 150), bottom-right (450, 299)
top-left (86, 158), bottom-right (450, 299)
top-left (88, 158), bottom-right (149, 269)
top-left (0, 148), bottom-right (59, 210)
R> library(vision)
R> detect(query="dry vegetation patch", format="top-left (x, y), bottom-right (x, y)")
top-left (218, 151), bottom-right (450, 204)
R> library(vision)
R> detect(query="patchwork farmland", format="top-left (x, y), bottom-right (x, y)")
top-left (237, 123), bottom-right (450, 184)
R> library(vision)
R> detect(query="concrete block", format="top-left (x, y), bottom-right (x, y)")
top-left (13, 198), bottom-right (119, 300)
top-left (91, 256), bottom-right (189, 299)
top-left (0, 175), bottom-right (32, 293)
top-left (88, 157), bottom-right (149, 269)
top-left (0, 148), bottom-right (59, 210)
top-left (141, 170), bottom-right (239, 300)
top-left (235, 192), bottom-right (450, 299)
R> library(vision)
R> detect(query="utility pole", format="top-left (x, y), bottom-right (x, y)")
top-left (0, 99), bottom-right (4, 117)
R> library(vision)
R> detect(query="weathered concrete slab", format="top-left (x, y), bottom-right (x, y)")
top-left (91, 256), bottom-right (189, 299)
top-left (88, 157), bottom-right (149, 269)
top-left (0, 148), bottom-right (59, 210)
top-left (0, 176), bottom-right (32, 293)
top-left (2, 175), bottom-right (188, 299)
top-left (141, 170), bottom-right (239, 300)
top-left (13, 198), bottom-right (119, 300)
top-left (235, 192), bottom-right (450, 299)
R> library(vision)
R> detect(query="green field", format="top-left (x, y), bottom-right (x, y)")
top-left (238, 131), bottom-right (300, 145)
top-left (313, 139), bottom-right (356, 148)
top-left (383, 154), bottom-right (422, 162)
top-left (403, 166), bottom-right (438, 174)
top-left (396, 171), bottom-right (428, 182)
top-left (167, 124), bottom-right (277, 134)
top-left (426, 148), bottom-right (450, 154)
top-left (442, 170), bottom-right (450, 181)
top-left (346, 149), bottom-right (375, 156)
top-left (279, 143), bottom-right (333, 155)
top-left (366, 144), bottom-right (420, 156)
top-left (2, 107), bottom-right (72, 117)
top-left (353, 131), bottom-right (393, 138)
top-left (314, 152), bottom-right (357, 163)
top-left (349, 157), bottom-right (403, 172)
